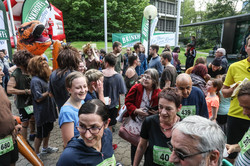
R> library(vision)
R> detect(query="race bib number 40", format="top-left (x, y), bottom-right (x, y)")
top-left (239, 128), bottom-right (250, 155)
top-left (97, 154), bottom-right (116, 166)
top-left (153, 145), bottom-right (174, 166)
top-left (0, 135), bottom-right (14, 156)
top-left (178, 105), bottom-right (196, 119)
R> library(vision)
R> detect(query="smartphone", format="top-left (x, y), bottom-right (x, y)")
top-left (146, 105), bottom-right (158, 111)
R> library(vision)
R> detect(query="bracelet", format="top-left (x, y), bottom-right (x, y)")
top-left (24, 89), bottom-right (28, 95)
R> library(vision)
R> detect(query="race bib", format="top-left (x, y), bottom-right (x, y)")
top-left (239, 128), bottom-right (250, 155)
top-left (153, 145), bottom-right (174, 166)
top-left (0, 135), bottom-right (14, 156)
top-left (178, 105), bottom-right (196, 119)
top-left (97, 154), bottom-right (116, 166)
top-left (24, 105), bottom-right (33, 115)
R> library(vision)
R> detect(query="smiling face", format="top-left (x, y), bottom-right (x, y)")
top-left (67, 77), bottom-right (88, 102)
top-left (158, 98), bottom-right (179, 123)
top-left (238, 95), bottom-right (250, 118)
top-left (78, 113), bottom-right (107, 150)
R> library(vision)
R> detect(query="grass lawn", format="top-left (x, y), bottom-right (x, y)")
top-left (43, 41), bottom-right (211, 67)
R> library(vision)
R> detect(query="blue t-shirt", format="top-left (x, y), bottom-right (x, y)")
top-left (218, 91), bottom-right (230, 115)
top-left (181, 86), bottom-right (209, 118)
top-left (59, 100), bottom-right (85, 136)
top-left (135, 53), bottom-right (148, 76)
top-left (84, 91), bottom-right (98, 102)
top-left (148, 56), bottom-right (163, 77)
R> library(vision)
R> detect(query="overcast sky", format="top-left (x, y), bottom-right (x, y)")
top-left (194, 0), bottom-right (243, 12)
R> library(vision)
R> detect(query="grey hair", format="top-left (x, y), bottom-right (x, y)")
top-left (144, 68), bottom-right (159, 90)
top-left (173, 115), bottom-right (225, 166)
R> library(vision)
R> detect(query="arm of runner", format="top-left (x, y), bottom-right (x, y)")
top-left (61, 122), bottom-right (74, 148)
top-left (221, 85), bottom-right (236, 98)
top-left (133, 138), bottom-right (148, 166)
top-left (7, 76), bottom-right (30, 95)
top-left (36, 91), bottom-right (49, 103)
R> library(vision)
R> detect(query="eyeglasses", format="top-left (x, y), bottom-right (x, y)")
top-left (142, 75), bottom-right (152, 80)
top-left (167, 141), bottom-right (212, 161)
top-left (76, 122), bottom-right (104, 135)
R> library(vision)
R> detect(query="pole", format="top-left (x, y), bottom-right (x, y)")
top-left (148, 16), bottom-right (151, 59)
top-left (104, 0), bottom-right (108, 52)
top-left (175, 0), bottom-right (181, 47)
top-left (6, 0), bottom-right (17, 49)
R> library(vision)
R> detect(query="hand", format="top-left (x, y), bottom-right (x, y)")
top-left (15, 124), bottom-right (22, 134)
top-left (134, 108), bottom-right (149, 117)
top-left (226, 144), bottom-right (241, 154)
top-left (148, 109), bottom-right (158, 115)
top-left (93, 79), bottom-right (103, 94)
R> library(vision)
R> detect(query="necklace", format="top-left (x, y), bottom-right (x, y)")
top-left (160, 116), bottom-right (180, 132)
top-left (160, 125), bottom-right (174, 132)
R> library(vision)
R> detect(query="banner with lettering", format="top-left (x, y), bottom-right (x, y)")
top-left (0, 1), bottom-right (12, 59)
top-left (112, 33), bottom-right (175, 48)
top-left (140, 16), bottom-right (158, 57)
top-left (22, 0), bottom-right (50, 24)
top-left (112, 33), bottom-right (141, 47)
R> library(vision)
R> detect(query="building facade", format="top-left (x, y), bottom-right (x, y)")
top-left (150, 0), bottom-right (182, 33)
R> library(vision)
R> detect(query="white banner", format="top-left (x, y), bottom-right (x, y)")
top-left (151, 33), bottom-right (175, 47)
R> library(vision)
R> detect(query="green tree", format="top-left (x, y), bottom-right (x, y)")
top-left (200, 0), bottom-right (237, 48)
top-left (50, 0), bottom-right (148, 41)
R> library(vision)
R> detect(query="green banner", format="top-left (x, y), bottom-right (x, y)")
top-left (0, 30), bottom-right (8, 40)
top-left (112, 33), bottom-right (140, 47)
top-left (22, 0), bottom-right (50, 23)
top-left (140, 16), bottom-right (158, 57)
top-left (0, 1), bottom-right (12, 60)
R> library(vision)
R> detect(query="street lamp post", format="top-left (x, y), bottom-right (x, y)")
top-left (143, 5), bottom-right (157, 58)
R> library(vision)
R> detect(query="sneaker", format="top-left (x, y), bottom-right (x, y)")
top-left (112, 144), bottom-right (118, 150)
top-left (41, 146), bottom-right (59, 154)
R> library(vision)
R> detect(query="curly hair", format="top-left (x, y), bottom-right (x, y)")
top-left (57, 44), bottom-right (81, 77)
top-left (158, 87), bottom-right (182, 108)
top-left (12, 50), bottom-right (34, 69)
top-left (192, 64), bottom-right (208, 78)
top-left (83, 43), bottom-right (92, 55)
top-left (28, 56), bottom-right (51, 82)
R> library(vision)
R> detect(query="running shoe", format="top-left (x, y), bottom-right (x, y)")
top-left (41, 146), bottom-right (59, 154)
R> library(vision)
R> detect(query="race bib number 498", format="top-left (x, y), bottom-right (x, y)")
top-left (178, 105), bottom-right (196, 119)
top-left (153, 145), bottom-right (174, 166)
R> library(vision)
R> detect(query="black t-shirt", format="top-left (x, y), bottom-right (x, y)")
top-left (140, 114), bottom-right (174, 166)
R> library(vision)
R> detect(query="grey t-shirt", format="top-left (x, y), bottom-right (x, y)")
top-left (103, 73), bottom-right (126, 109)
top-left (114, 53), bottom-right (123, 73)
top-left (31, 76), bottom-right (57, 126)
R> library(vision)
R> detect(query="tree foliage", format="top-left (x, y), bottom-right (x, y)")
top-left (50, 0), bottom-right (148, 41)
top-left (200, 0), bottom-right (237, 48)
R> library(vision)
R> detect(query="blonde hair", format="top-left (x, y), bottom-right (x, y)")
top-left (85, 69), bottom-right (103, 85)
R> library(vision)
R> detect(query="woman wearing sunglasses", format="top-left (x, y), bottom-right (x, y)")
top-left (133, 88), bottom-right (182, 166)
top-left (57, 99), bottom-right (116, 165)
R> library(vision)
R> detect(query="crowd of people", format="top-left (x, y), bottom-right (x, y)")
top-left (0, 35), bottom-right (249, 166)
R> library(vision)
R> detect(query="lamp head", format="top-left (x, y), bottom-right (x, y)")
top-left (143, 5), bottom-right (157, 20)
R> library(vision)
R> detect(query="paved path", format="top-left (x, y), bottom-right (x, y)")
top-left (9, 96), bottom-right (143, 166)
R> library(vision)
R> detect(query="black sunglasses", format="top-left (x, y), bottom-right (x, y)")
top-left (167, 141), bottom-right (212, 160)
